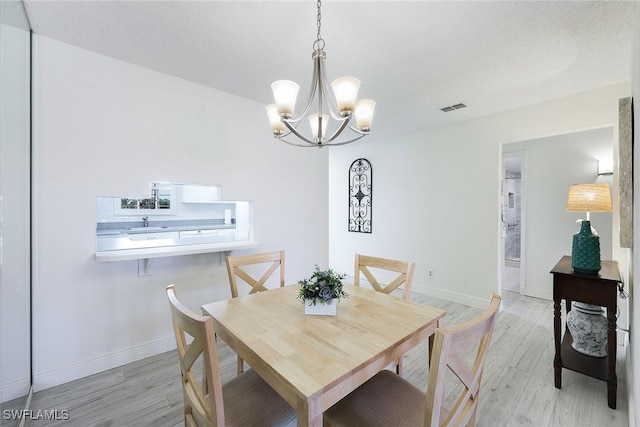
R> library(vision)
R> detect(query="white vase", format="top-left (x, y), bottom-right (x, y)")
top-left (304, 299), bottom-right (337, 316)
top-left (566, 302), bottom-right (608, 357)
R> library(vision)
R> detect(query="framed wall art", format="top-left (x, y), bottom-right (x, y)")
top-left (349, 159), bottom-right (373, 233)
top-left (619, 97), bottom-right (633, 248)
top-left (348, 158), bottom-right (372, 233)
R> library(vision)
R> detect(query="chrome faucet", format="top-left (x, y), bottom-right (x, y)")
top-left (142, 217), bottom-right (149, 227)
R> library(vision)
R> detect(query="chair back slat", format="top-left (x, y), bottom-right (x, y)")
top-left (167, 285), bottom-right (224, 427)
top-left (447, 354), bottom-right (480, 397)
top-left (226, 250), bottom-right (285, 297)
top-left (425, 293), bottom-right (502, 427)
top-left (354, 253), bottom-right (415, 299)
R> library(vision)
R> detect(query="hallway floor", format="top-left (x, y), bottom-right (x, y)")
top-left (502, 263), bottom-right (520, 293)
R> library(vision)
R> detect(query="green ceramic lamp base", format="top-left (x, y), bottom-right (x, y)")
top-left (571, 220), bottom-right (601, 274)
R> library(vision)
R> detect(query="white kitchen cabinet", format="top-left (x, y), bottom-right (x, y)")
top-left (182, 185), bottom-right (221, 203)
top-left (217, 229), bottom-right (236, 236)
top-left (126, 231), bottom-right (179, 241)
top-left (180, 229), bottom-right (218, 238)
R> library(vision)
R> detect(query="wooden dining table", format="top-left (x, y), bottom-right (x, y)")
top-left (201, 284), bottom-right (446, 427)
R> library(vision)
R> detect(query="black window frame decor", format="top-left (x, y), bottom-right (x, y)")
top-left (348, 158), bottom-right (372, 233)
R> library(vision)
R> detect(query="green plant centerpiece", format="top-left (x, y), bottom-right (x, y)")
top-left (298, 266), bottom-right (348, 306)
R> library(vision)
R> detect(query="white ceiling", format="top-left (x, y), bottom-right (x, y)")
top-left (22, 0), bottom-right (636, 141)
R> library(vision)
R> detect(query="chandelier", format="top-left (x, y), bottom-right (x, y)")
top-left (266, 0), bottom-right (375, 148)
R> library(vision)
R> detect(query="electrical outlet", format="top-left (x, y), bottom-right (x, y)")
top-left (428, 270), bottom-right (434, 279)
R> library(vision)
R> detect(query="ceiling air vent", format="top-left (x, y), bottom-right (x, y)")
top-left (440, 103), bottom-right (467, 112)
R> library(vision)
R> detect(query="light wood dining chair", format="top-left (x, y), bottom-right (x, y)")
top-left (166, 285), bottom-right (295, 427)
top-left (324, 293), bottom-right (502, 427)
top-left (226, 250), bottom-right (285, 298)
top-left (354, 253), bottom-right (415, 299)
top-left (225, 250), bottom-right (285, 374)
top-left (355, 253), bottom-right (416, 374)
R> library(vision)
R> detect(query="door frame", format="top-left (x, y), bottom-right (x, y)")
top-left (500, 150), bottom-right (526, 295)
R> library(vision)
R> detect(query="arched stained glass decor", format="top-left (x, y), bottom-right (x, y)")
top-left (348, 158), bottom-right (372, 233)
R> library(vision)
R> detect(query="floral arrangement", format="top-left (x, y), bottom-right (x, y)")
top-left (298, 266), bottom-right (348, 305)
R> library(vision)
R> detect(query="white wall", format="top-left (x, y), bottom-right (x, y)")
top-left (329, 83), bottom-right (629, 309)
top-left (0, 22), bottom-right (31, 402)
top-left (504, 128), bottom-right (614, 300)
top-left (30, 35), bottom-right (329, 391)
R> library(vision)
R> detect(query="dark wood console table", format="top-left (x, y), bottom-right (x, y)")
top-left (551, 255), bottom-right (622, 409)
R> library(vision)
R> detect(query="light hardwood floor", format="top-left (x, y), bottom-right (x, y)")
top-left (502, 264), bottom-right (521, 293)
top-left (1, 290), bottom-right (628, 427)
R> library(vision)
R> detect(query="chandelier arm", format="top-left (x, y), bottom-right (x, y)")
top-left (327, 108), bottom-right (344, 122)
top-left (323, 116), bottom-right (352, 143)
top-left (292, 53), bottom-right (322, 122)
top-left (278, 132), bottom-right (365, 148)
top-left (282, 115), bottom-right (305, 125)
top-left (318, 55), bottom-right (341, 119)
top-left (320, 86), bottom-right (342, 120)
top-left (278, 138), bottom-right (321, 148)
top-left (347, 124), bottom-right (370, 135)
top-left (323, 133), bottom-right (367, 146)
top-left (281, 120), bottom-right (318, 145)
top-left (277, 129), bottom-right (293, 138)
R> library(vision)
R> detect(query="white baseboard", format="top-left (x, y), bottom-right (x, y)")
top-left (347, 275), bottom-right (489, 309)
top-left (411, 282), bottom-right (491, 309)
top-left (618, 330), bottom-right (627, 346)
top-left (626, 336), bottom-right (636, 427)
top-left (523, 285), bottom-right (552, 300)
top-left (0, 376), bottom-right (31, 404)
top-left (33, 336), bottom-right (176, 393)
top-left (18, 386), bottom-right (34, 427)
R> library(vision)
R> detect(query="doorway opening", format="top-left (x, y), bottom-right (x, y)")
top-left (501, 153), bottom-right (523, 293)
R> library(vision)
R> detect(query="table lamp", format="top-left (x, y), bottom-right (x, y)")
top-left (566, 183), bottom-right (612, 274)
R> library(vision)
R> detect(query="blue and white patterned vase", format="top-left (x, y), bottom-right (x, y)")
top-left (566, 302), bottom-right (608, 357)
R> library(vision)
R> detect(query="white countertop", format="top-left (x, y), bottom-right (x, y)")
top-left (95, 239), bottom-right (261, 262)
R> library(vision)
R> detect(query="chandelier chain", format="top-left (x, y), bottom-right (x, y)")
top-left (317, 0), bottom-right (322, 41)
top-left (313, 0), bottom-right (325, 51)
